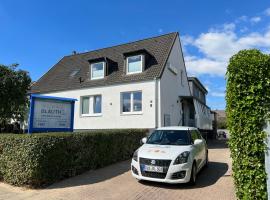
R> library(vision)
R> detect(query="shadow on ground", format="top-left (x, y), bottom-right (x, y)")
top-left (47, 160), bottom-right (131, 189)
top-left (207, 139), bottom-right (229, 149)
top-left (139, 161), bottom-right (228, 189)
top-left (47, 139), bottom-right (229, 190)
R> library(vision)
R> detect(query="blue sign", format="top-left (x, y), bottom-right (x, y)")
top-left (28, 94), bottom-right (77, 133)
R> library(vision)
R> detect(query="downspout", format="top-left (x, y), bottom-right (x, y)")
top-left (155, 78), bottom-right (161, 128)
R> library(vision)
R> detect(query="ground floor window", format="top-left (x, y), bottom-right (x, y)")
top-left (81, 95), bottom-right (102, 115)
top-left (121, 91), bottom-right (142, 113)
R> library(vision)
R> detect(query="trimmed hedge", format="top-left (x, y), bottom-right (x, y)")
top-left (226, 49), bottom-right (270, 199)
top-left (0, 129), bottom-right (146, 187)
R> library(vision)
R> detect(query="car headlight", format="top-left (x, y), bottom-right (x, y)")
top-left (173, 151), bottom-right (190, 165)
top-left (133, 150), bottom-right (138, 162)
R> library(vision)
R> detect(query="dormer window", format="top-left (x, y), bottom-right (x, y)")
top-left (90, 62), bottom-right (105, 80)
top-left (126, 55), bottom-right (143, 74)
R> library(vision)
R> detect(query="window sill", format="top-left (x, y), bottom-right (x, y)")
top-left (120, 112), bottom-right (143, 116)
top-left (126, 71), bottom-right (143, 75)
top-left (81, 113), bottom-right (102, 117)
top-left (90, 77), bottom-right (104, 80)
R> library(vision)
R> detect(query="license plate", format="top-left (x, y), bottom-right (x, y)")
top-left (143, 165), bottom-right (163, 173)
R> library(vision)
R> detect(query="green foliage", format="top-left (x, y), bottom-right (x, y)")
top-left (0, 64), bottom-right (31, 123)
top-left (226, 49), bottom-right (270, 199)
top-left (0, 129), bottom-right (146, 187)
top-left (217, 119), bottom-right (227, 129)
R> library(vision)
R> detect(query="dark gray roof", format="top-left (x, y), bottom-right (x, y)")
top-left (31, 32), bottom-right (178, 93)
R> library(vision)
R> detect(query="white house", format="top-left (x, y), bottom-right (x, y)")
top-left (31, 32), bottom-right (212, 131)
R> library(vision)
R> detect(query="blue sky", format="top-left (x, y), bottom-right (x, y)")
top-left (1, 0), bottom-right (270, 110)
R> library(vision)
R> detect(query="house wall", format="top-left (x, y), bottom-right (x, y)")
top-left (41, 80), bottom-right (156, 130)
top-left (159, 36), bottom-right (190, 127)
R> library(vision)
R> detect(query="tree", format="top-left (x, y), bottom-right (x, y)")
top-left (0, 64), bottom-right (31, 127)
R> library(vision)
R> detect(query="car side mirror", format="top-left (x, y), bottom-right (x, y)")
top-left (141, 137), bottom-right (147, 144)
top-left (194, 139), bottom-right (203, 145)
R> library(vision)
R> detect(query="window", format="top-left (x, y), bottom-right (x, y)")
top-left (70, 69), bottom-right (80, 78)
top-left (190, 130), bottom-right (199, 143)
top-left (181, 70), bottom-right (184, 85)
top-left (147, 130), bottom-right (191, 145)
top-left (81, 95), bottom-right (102, 116)
top-left (196, 130), bottom-right (202, 139)
top-left (126, 55), bottom-right (143, 74)
top-left (90, 62), bottom-right (105, 80)
top-left (121, 91), bottom-right (142, 113)
top-left (82, 97), bottom-right (90, 114)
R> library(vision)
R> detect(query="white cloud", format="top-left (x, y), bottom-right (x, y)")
top-left (250, 16), bottom-right (261, 23)
top-left (223, 23), bottom-right (236, 31)
top-left (265, 8), bottom-right (270, 16)
top-left (185, 56), bottom-right (226, 76)
top-left (211, 92), bottom-right (225, 97)
top-left (183, 19), bottom-right (270, 76)
top-left (235, 15), bottom-right (248, 23)
top-left (181, 35), bottom-right (194, 46)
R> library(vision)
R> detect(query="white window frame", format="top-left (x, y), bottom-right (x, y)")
top-left (121, 91), bottom-right (142, 114)
top-left (90, 62), bottom-right (105, 80)
top-left (81, 95), bottom-right (102, 117)
top-left (126, 55), bottom-right (143, 75)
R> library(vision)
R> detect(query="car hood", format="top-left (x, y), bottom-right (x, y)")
top-left (138, 144), bottom-right (192, 160)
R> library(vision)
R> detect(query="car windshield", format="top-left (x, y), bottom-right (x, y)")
top-left (146, 130), bottom-right (191, 145)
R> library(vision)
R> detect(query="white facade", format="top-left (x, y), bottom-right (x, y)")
top-left (159, 37), bottom-right (190, 127)
top-left (42, 80), bottom-right (157, 130)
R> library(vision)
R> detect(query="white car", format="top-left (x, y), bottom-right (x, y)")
top-left (131, 126), bottom-right (208, 185)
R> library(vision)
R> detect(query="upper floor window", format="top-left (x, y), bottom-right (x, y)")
top-left (126, 55), bottom-right (143, 74)
top-left (81, 95), bottom-right (102, 116)
top-left (90, 62), bottom-right (105, 80)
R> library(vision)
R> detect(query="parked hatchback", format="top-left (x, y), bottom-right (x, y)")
top-left (131, 126), bottom-right (208, 185)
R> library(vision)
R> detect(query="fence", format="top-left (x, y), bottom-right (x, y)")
top-left (264, 122), bottom-right (270, 199)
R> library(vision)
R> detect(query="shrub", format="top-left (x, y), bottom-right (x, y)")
top-left (226, 49), bottom-right (270, 199)
top-left (0, 129), bottom-right (147, 187)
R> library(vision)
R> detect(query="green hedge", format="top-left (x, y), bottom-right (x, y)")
top-left (0, 129), bottom-right (146, 187)
top-left (226, 49), bottom-right (270, 199)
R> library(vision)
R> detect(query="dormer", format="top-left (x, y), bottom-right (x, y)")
top-left (88, 57), bottom-right (116, 80)
top-left (123, 49), bottom-right (152, 75)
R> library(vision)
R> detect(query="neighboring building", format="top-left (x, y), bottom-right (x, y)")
top-left (31, 32), bottom-right (212, 131)
top-left (179, 77), bottom-right (212, 131)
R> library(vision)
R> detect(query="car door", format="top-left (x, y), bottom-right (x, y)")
top-left (196, 130), bottom-right (207, 168)
top-left (190, 130), bottom-right (201, 165)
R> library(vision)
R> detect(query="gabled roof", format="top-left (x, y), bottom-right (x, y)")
top-left (31, 32), bottom-right (178, 94)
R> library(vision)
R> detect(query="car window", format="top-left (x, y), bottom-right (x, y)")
top-left (196, 130), bottom-right (202, 139)
top-left (190, 130), bottom-right (198, 143)
top-left (147, 130), bottom-right (191, 145)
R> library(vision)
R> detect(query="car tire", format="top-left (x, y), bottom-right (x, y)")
top-left (204, 150), bottom-right (209, 168)
top-left (188, 163), bottom-right (197, 185)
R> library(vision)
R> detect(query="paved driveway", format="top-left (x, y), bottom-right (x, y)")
top-left (0, 140), bottom-right (235, 200)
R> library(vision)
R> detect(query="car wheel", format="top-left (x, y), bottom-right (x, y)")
top-left (188, 163), bottom-right (197, 185)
